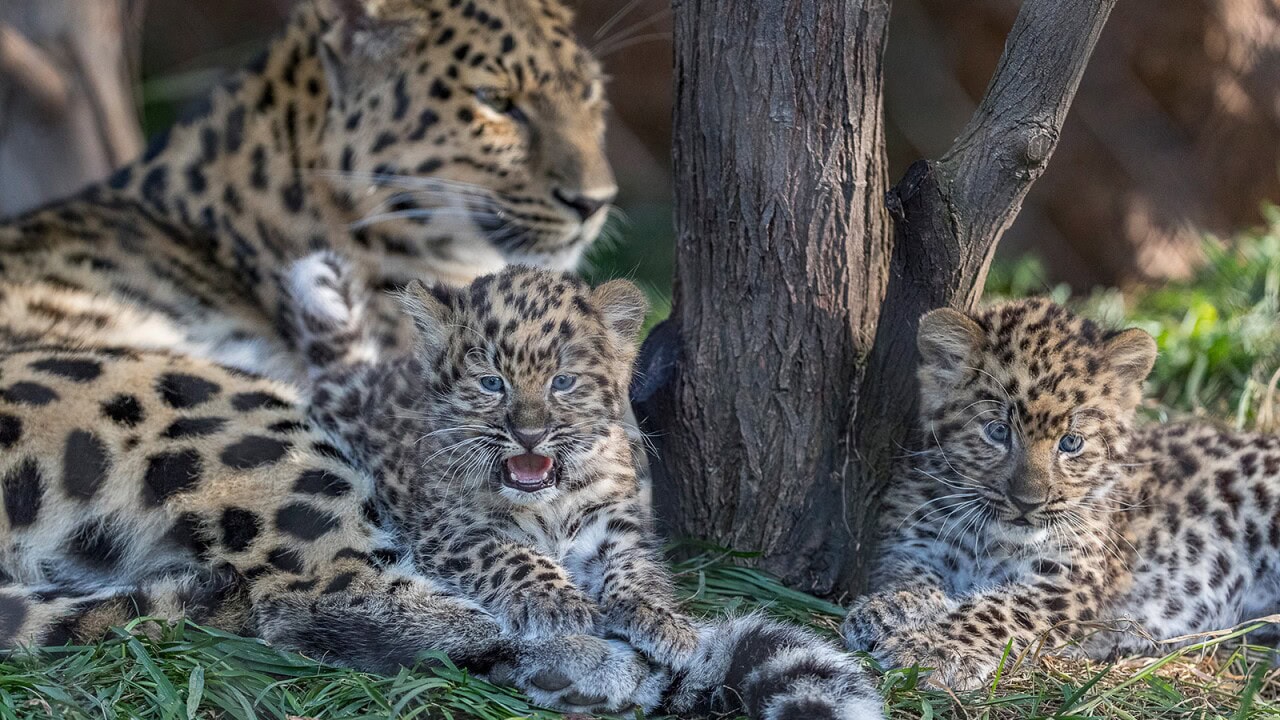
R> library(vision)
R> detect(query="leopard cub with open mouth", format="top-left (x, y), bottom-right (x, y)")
top-left (284, 255), bottom-right (882, 719)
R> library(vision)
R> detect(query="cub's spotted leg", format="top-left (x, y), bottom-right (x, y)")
top-left (842, 551), bottom-right (959, 653)
top-left (251, 561), bottom-right (660, 713)
top-left (277, 251), bottom-right (380, 377)
top-left (590, 545), bottom-right (700, 668)
top-left (241, 548), bottom-right (660, 712)
top-left (568, 503), bottom-right (700, 669)
top-left (0, 566), bottom-right (250, 649)
top-left (416, 536), bottom-right (600, 640)
top-left (667, 615), bottom-right (884, 720)
top-left (859, 560), bottom-right (1097, 690)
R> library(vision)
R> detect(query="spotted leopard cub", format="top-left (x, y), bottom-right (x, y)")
top-left (293, 261), bottom-right (884, 719)
top-left (844, 298), bottom-right (1280, 689)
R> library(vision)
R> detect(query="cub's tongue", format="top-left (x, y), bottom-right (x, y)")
top-left (506, 453), bottom-right (554, 488)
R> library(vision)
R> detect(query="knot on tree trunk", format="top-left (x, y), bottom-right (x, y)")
top-left (1019, 126), bottom-right (1056, 169)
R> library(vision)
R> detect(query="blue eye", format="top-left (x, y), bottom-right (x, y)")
top-left (1059, 434), bottom-right (1084, 454)
top-left (983, 420), bottom-right (1011, 445)
top-left (551, 374), bottom-right (577, 391)
top-left (479, 375), bottom-right (505, 393)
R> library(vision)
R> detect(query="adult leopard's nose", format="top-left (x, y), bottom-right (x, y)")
top-left (553, 186), bottom-right (615, 222)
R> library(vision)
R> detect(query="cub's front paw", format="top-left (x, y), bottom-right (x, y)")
top-left (606, 597), bottom-right (701, 669)
top-left (497, 634), bottom-right (668, 714)
top-left (873, 627), bottom-right (998, 691)
top-left (842, 589), bottom-right (954, 653)
top-left (504, 584), bottom-right (599, 639)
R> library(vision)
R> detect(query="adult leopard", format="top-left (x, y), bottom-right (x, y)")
top-left (0, 0), bottom-right (616, 378)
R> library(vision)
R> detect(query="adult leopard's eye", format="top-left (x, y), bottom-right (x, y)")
top-left (479, 375), bottom-right (505, 393)
top-left (1058, 433), bottom-right (1084, 454)
top-left (475, 87), bottom-right (524, 122)
top-left (551, 374), bottom-right (577, 391)
top-left (983, 420), bottom-right (1011, 446)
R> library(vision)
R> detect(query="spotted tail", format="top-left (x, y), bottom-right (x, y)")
top-left (662, 613), bottom-right (885, 720)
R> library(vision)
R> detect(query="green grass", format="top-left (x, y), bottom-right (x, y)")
top-left (7, 552), bottom-right (1279, 719)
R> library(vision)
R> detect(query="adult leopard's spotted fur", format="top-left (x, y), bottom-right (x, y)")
top-left (844, 298), bottom-right (1280, 688)
top-left (284, 259), bottom-right (884, 719)
top-left (0, 0), bottom-right (616, 380)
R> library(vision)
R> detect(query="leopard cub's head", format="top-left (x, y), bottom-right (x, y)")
top-left (915, 298), bottom-right (1157, 533)
top-left (400, 266), bottom-right (646, 504)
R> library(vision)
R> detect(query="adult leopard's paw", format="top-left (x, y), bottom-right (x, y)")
top-left (502, 583), bottom-right (599, 639)
top-left (284, 250), bottom-right (359, 328)
top-left (842, 589), bottom-right (955, 653)
top-left (495, 634), bottom-right (667, 714)
top-left (279, 250), bottom-right (379, 373)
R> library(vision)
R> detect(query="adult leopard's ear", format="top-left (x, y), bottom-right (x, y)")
top-left (316, 0), bottom-right (419, 97)
top-left (1103, 327), bottom-right (1157, 387)
top-left (399, 280), bottom-right (452, 358)
top-left (591, 280), bottom-right (649, 347)
top-left (917, 307), bottom-right (983, 385)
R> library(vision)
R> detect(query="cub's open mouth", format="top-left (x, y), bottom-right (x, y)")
top-left (500, 453), bottom-right (558, 492)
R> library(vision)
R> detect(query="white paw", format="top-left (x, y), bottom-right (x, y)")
top-left (285, 251), bottom-right (355, 327)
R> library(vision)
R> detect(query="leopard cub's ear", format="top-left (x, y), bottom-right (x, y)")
top-left (917, 307), bottom-right (983, 384)
top-left (591, 279), bottom-right (649, 347)
top-left (1103, 327), bottom-right (1157, 387)
top-left (398, 280), bottom-right (452, 358)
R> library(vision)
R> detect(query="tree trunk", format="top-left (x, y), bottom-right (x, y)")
top-left (0, 0), bottom-right (144, 217)
top-left (635, 0), bottom-right (893, 595)
top-left (637, 0), bottom-right (1117, 596)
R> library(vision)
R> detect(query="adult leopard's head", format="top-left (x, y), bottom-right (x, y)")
top-left (400, 266), bottom-right (646, 504)
top-left (313, 0), bottom-right (614, 270)
top-left (913, 298), bottom-right (1157, 536)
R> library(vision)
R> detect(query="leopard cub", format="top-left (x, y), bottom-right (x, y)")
top-left (305, 265), bottom-right (699, 664)
top-left (288, 258), bottom-right (885, 719)
top-left (845, 298), bottom-right (1280, 688)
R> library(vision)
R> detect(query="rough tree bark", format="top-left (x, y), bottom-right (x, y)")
top-left (0, 0), bottom-right (144, 217)
top-left (636, 0), bottom-right (1118, 596)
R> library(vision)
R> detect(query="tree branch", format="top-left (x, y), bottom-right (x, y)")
top-left (0, 23), bottom-right (69, 115)
top-left (937, 0), bottom-right (1117, 303)
top-left (844, 0), bottom-right (1117, 588)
